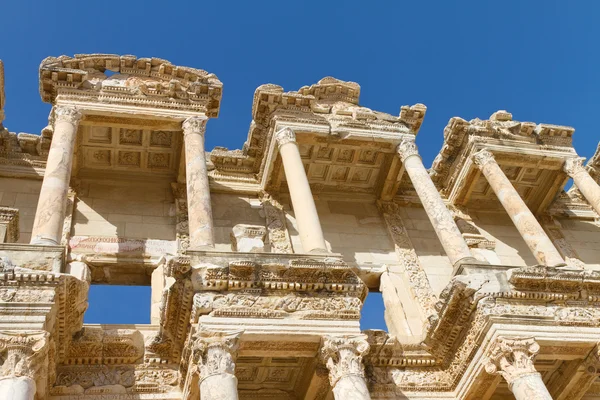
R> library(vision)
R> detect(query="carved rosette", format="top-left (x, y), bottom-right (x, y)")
top-left (563, 157), bottom-right (586, 177)
top-left (182, 116), bottom-right (208, 136)
top-left (472, 149), bottom-right (496, 169)
top-left (483, 336), bottom-right (540, 385)
top-left (191, 330), bottom-right (243, 382)
top-left (0, 331), bottom-right (49, 379)
top-left (396, 139), bottom-right (419, 162)
top-left (274, 127), bottom-right (296, 147)
top-left (54, 105), bottom-right (82, 126)
top-left (321, 335), bottom-right (370, 386)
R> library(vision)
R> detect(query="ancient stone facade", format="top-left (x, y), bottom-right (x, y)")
top-left (0, 54), bottom-right (599, 399)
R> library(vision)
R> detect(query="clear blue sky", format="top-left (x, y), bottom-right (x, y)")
top-left (2, 1), bottom-right (599, 329)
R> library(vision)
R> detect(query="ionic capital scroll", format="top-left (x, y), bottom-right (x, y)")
top-left (191, 329), bottom-right (243, 381)
top-left (182, 115), bottom-right (208, 136)
top-left (320, 334), bottom-right (370, 386)
top-left (274, 127), bottom-right (296, 147)
top-left (483, 336), bottom-right (540, 386)
top-left (54, 105), bottom-right (82, 125)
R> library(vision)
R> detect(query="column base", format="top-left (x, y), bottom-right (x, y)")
top-left (29, 236), bottom-right (60, 246)
top-left (452, 256), bottom-right (487, 276)
top-left (308, 248), bottom-right (330, 254)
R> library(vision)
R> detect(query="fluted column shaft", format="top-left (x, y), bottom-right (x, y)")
top-left (564, 157), bottom-right (600, 217)
top-left (31, 106), bottom-right (81, 245)
top-left (193, 330), bottom-right (242, 400)
top-left (484, 337), bottom-right (552, 400)
top-left (398, 140), bottom-right (477, 267)
top-left (321, 335), bottom-right (372, 400)
top-left (473, 150), bottom-right (565, 267)
top-left (275, 128), bottom-right (327, 253)
top-left (182, 116), bottom-right (214, 249)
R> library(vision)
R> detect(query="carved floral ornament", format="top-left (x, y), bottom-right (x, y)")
top-left (483, 336), bottom-right (540, 385)
top-left (396, 139), bottom-right (420, 162)
top-left (472, 149), bottom-right (496, 169)
top-left (563, 157), bottom-right (587, 177)
top-left (274, 127), bottom-right (296, 147)
top-left (191, 330), bottom-right (243, 381)
top-left (0, 330), bottom-right (49, 379)
top-left (54, 105), bottom-right (82, 125)
top-left (320, 335), bottom-right (370, 386)
top-left (182, 115), bottom-right (208, 136)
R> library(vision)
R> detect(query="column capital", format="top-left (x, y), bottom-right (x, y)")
top-left (182, 116), bottom-right (208, 136)
top-left (320, 334), bottom-right (370, 386)
top-left (396, 139), bottom-right (419, 162)
top-left (563, 157), bottom-right (586, 177)
top-left (0, 331), bottom-right (49, 379)
top-left (472, 149), bottom-right (496, 169)
top-left (192, 329), bottom-right (243, 381)
top-left (483, 336), bottom-right (540, 385)
top-left (54, 105), bottom-right (82, 125)
top-left (274, 127), bottom-right (296, 147)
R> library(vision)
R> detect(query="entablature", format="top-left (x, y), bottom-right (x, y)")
top-left (431, 111), bottom-right (577, 214)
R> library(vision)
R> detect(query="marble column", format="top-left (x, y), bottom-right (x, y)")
top-left (484, 337), bottom-right (552, 400)
top-left (564, 157), bottom-right (600, 217)
top-left (0, 331), bottom-right (49, 400)
top-left (31, 106), bottom-right (81, 245)
top-left (472, 150), bottom-right (565, 267)
top-left (275, 128), bottom-right (327, 253)
top-left (193, 330), bottom-right (243, 400)
top-left (397, 140), bottom-right (478, 267)
top-left (182, 116), bottom-right (214, 249)
top-left (321, 335), bottom-right (372, 400)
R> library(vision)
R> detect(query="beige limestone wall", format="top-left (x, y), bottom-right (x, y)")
top-left (211, 193), bottom-right (264, 251)
top-left (285, 196), bottom-right (397, 262)
top-left (556, 218), bottom-right (600, 270)
top-left (0, 177), bottom-right (42, 243)
top-left (470, 211), bottom-right (538, 266)
top-left (396, 206), bottom-right (453, 295)
top-left (72, 179), bottom-right (175, 241)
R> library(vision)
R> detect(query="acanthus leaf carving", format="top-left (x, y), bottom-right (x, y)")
top-left (483, 336), bottom-right (540, 385)
top-left (321, 334), bottom-right (370, 386)
top-left (192, 330), bottom-right (243, 381)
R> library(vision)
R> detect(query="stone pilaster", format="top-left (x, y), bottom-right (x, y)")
top-left (564, 157), bottom-right (600, 217)
top-left (321, 335), bottom-right (372, 400)
top-left (182, 116), bottom-right (214, 250)
top-left (275, 127), bottom-right (327, 253)
top-left (397, 140), bottom-right (478, 268)
top-left (472, 149), bottom-right (565, 267)
top-left (484, 337), bottom-right (552, 400)
top-left (31, 105), bottom-right (81, 245)
top-left (0, 331), bottom-right (49, 400)
top-left (192, 330), bottom-right (243, 400)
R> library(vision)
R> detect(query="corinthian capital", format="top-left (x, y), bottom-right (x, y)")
top-left (192, 329), bottom-right (243, 381)
top-left (320, 335), bottom-right (370, 386)
top-left (563, 157), bottom-right (586, 177)
top-left (0, 331), bottom-right (49, 379)
top-left (472, 149), bottom-right (496, 169)
top-left (397, 139), bottom-right (419, 162)
top-left (182, 116), bottom-right (208, 136)
top-left (274, 127), bottom-right (296, 147)
top-left (483, 336), bottom-right (540, 385)
top-left (54, 105), bottom-right (82, 125)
